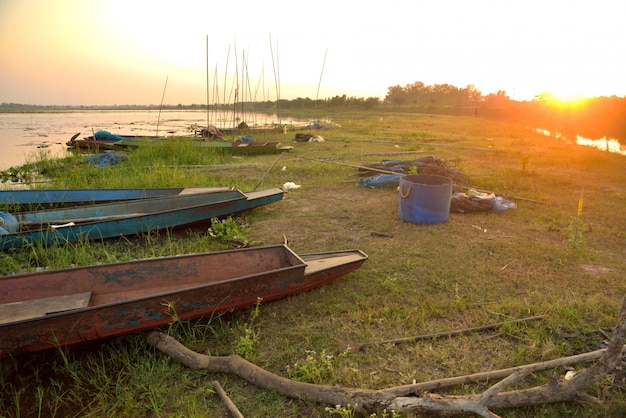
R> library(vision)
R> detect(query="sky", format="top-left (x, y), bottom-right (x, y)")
top-left (1, 0), bottom-right (624, 106)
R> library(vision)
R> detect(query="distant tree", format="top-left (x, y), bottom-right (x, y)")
top-left (461, 84), bottom-right (483, 105)
top-left (483, 90), bottom-right (511, 107)
top-left (385, 85), bottom-right (406, 105)
top-left (533, 92), bottom-right (557, 102)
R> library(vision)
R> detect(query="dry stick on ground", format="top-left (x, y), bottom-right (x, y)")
top-left (146, 295), bottom-right (626, 416)
top-left (337, 314), bottom-right (547, 352)
top-left (252, 152), bottom-right (286, 191)
top-left (212, 380), bottom-right (245, 418)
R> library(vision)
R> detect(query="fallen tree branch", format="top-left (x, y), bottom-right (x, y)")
top-left (385, 345), bottom-right (623, 394)
top-left (146, 295), bottom-right (626, 416)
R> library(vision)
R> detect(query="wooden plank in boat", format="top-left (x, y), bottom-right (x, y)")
top-left (0, 292), bottom-right (92, 324)
top-left (177, 187), bottom-right (232, 195)
top-left (21, 213), bottom-right (147, 227)
top-left (304, 253), bottom-right (363, 273)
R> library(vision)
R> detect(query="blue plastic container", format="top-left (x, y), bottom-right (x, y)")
top-left (398, 174), bottom-right (452, 224)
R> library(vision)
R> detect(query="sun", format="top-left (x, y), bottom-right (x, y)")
top-left (547, 89), bottom-right (590, 107)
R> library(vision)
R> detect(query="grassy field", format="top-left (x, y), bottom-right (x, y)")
top-left (1, 110), bottom-right (625, 417)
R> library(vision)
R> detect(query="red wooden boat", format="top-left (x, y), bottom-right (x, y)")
top-left (0, 245), bottom-right (367, 357)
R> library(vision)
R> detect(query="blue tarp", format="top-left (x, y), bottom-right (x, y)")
top-left (358, 173), bottom-right (403, 188)
top-left (84, 151), bottom-right (128, 167)
top-left (0, 211), bottom-right (19, 235)
top-left (94, 130), bottom-right (125, 141)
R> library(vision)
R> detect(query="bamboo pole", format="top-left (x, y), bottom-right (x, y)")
top-left (359, 139), bottom-right (494, 152)
top-left (253, 152), bottom-right (286, 191)
top-left (206, 35), bottom-right (210, 129)
top-left (155, 76), bottom-right (168, 137)
top-left (316, 48), bottom-right (328, 104)
top-left (338, 315), bottom-right (547, 352)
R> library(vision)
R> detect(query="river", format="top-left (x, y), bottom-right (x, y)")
top-left (0, 110), bottom-right (299, 171)
top-left (535, 128), bottom-right (626, 156)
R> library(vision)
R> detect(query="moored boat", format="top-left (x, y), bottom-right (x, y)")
top-left (120, 137), bottom-right (290, 155)
top-left (66, 131), bottom-right (162, 152)
top-left (0, 246), bottom-right (368, 356)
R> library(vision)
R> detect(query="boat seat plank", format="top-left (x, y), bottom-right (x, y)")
top-left (0, 292), bottom-right (92, 324)
top-left (21, 213), bottom-right (147, 226)
top-left (245, 188), bottom-right (282, 200)
top-left (304, 254), bottom-right (364, 273)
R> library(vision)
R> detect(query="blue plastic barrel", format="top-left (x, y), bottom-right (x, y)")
top-left (398, 174), bottom-right (453, 224)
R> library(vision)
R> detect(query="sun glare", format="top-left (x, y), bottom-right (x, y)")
top-left (547, 89), bottom-right (591, 106)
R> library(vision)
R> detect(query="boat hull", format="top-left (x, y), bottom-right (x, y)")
top-left (0, 246), bottom-right (367, 357)
top-left (0, 187), bottom-right (233, 206)
top-left (0, 189), bottom-right (283, 250)
top-left (123, 138), bottom-right (285, 155)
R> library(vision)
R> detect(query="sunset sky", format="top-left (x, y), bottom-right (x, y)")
top-left (1, 0), bottom-right (624, 106)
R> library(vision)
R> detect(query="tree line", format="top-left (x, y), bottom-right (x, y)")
top-left (382, 82), bottom-right (626, 141)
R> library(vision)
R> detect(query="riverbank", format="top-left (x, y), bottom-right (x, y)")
top-left (0, 109), bottom-right (316, 171)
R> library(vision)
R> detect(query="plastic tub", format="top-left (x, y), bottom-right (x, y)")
top-left (398, 174), bottom-right (452, 224)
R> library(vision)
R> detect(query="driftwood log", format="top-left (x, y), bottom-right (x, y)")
top-left (146, 295), bottom-right (626, 417)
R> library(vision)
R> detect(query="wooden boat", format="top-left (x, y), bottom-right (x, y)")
top-left (0, 245), bottom-right (368, 356)
top-left (119, 137), bottom-right (290, 155)
top-left (66, 132), bottom-right (161, 152)
top-left (66, 138), bottom-right (121, 152)
top-left (196, 140), bottom-right (291, 155)
top-left (0, 186), bottom-right (233, 206)
top-left (0, 188), bottom-right (283, 250)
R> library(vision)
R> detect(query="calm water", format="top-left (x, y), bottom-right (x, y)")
top-left (0, 110), bottom-right (295, 170)
top-left (535, 128), bottom-right (626, 156)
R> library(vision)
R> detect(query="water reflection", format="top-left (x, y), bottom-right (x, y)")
top-left (534, 128), bottom-right (626, 156)
top-left (575, 136), bottom-right (626, 156)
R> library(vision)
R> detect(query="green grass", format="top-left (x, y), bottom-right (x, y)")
top-left (1, 110), bottom-right (626, 416)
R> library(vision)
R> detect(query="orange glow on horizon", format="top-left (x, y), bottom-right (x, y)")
top-left (538, 89), bottom-right (592, 108)
top-left (551, 91), bottom-right (590, 106)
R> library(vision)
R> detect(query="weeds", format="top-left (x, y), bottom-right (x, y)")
top-left (0, 165), bottom-right (33, 184)
top-left (287, 349), bottom-right (350, 385)
top-left (565, 190), bottom-right (589, 250)
top-left (208, 216), bottom-right (252, 247)
top-left (287, 349), bottom-right (331, 384)
top-left (325, 403), bottom-right (357, 417)
top-left (565, 216), bottom-right (588, 250)
top-left (378, 275), bottom-right (399, 292)
top-left (324, 402), bottom-right (403, 418)
top-left (234, 298), bottom-right (263, 359)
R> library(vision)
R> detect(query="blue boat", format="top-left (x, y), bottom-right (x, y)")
top-left (0, 186), bottom-right (233, 206)
top-left (0, 188), bottom-right (282, 250)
